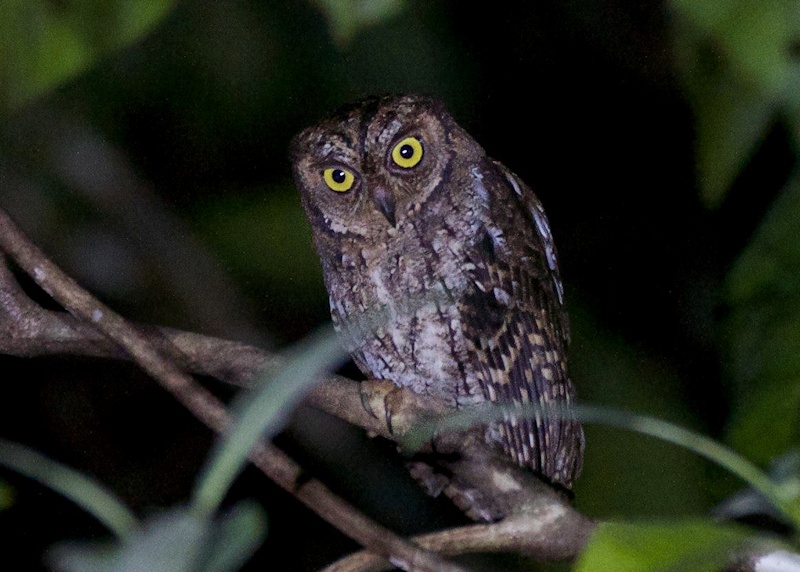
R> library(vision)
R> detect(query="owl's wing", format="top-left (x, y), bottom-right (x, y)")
top-left (459, 160), bottom-right (584, 490)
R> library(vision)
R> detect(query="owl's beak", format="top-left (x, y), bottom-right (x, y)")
top-left (372, 186), bottom-right (397, 227)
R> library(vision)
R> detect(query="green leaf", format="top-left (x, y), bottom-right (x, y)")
top-left (673, 0), bottom-right (791, 94)
top-left (311, 0), bottom-right (406, 46)
top-left (50, 503), bottom-right (267, 572)
top-left (671, 0), bottom-right (795, 207)
top-left (715, 449), bottom-right (800, 526)
top-left (200, 501), bottom-right (267, 572)
top-left (575, 520), bottom-right (758, 572)
top-left (0, 0), bottom-right (176, 112)
top-left (51, 509), bottom-right (206, 572)
top-left (691, 76), bottom-right (775, 208)
top-left (192, 326), bottom-right (347, 519)
top-left (0, 439), bottom-right (138, 538)
top-left (724, 174), bottom-right (800, 466)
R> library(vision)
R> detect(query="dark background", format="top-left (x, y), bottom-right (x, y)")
top-left (0, 1), bottom-right (795, 570)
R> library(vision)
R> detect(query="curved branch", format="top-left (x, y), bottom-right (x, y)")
top-left (0, 207), bottom-right (465, 572)
top-left (0, 205), bottom-right (595, 566)
top-left (324, 446), bottom-right (594, 571)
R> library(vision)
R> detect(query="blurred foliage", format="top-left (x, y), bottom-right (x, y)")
top-left (30, 325), bottom-right (350, 571)
top-left (569, 0), bottom-right (800, 564)
top-left (723, 174), bottom-right (800, 464)
top-left (575, 520), bottom-right (762, 571)
top-left (42, 324), bottom-right (350, 571)
top-left (194, 327), bottom-right (345, 519)
top-left (312, 0), bottom-right (407, 45)
top-left (671, 0), bottom-right (800, 206)
top-left (0, 436), bottom-right (267, 572)
top-left (713, 449), bottom-right (800, 528)
top-left (191, 188), bottom-right (326, 310)
top-left (1, 0), bottom-right (800, 570)
top-left (0, 439), bottom-right (137, 538)
top-left (0, 0), bottom-right (176, 112)
top-left (570, 306), bottom-right (712, 519)
top-left (51, 503), bottom-right (266, 572)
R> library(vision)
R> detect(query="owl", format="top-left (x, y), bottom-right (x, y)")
top-left (290, 95), bottom-right (584, 516)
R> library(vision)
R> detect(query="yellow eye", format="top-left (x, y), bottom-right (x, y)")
top-left (391, 137), bottom-right (424, 168)
top-left (323, 167), bottom-right (355, 192)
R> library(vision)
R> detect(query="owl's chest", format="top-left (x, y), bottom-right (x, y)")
top-left (326, 221), bottom-right (486, 405)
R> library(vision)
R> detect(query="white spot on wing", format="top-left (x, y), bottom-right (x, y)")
top-left (487, 225), bottom-right (506, 250)
top-left (493, 287), bottom-right (511, 305)
top-left (532, 208), bottom-right (557, 270)
top-left (505, 172), bottom-right (523, 198)
top-left (531, 203), bottom-right (565, 303)
top-left (470, 166), bottom-right (490, 203)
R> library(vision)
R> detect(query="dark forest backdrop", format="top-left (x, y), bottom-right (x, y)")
top-left (1, 1), bottom-right (799, 570)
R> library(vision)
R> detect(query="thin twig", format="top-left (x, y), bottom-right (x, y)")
top-left (0, 207), bottom-right (466, 572)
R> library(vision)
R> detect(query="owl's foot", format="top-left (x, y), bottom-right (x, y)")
top-left (360, 379), bottom-right (424, 436)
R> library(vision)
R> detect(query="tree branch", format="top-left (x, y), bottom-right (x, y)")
top-left (323, 439), bottom-right (594, 571)
top-left (0, 205), bottom-right (596, 568)
top-left (0, 207), bottom-right (466, 572)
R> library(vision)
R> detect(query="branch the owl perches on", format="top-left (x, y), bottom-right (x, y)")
top-left (0, 204), bottom-right (594, 570)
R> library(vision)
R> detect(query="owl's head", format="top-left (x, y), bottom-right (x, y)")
top-left (290, 95), bottom-right (482, 241)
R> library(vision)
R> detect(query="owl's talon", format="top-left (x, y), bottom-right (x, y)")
top-left (359, 379), bottom-right (422, 437)
top-left (359, 383), bottom-right (380, 420)
top-left (385, 401), bottom-right (396, 436)
top-left (359, 379), bottom-right (399, 430)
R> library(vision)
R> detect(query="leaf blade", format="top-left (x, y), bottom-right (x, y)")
top-left (0, 439), bottom-right (138, 539)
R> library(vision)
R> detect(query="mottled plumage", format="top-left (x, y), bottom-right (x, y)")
top-left (290, 95), bottom-right (583, 513)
